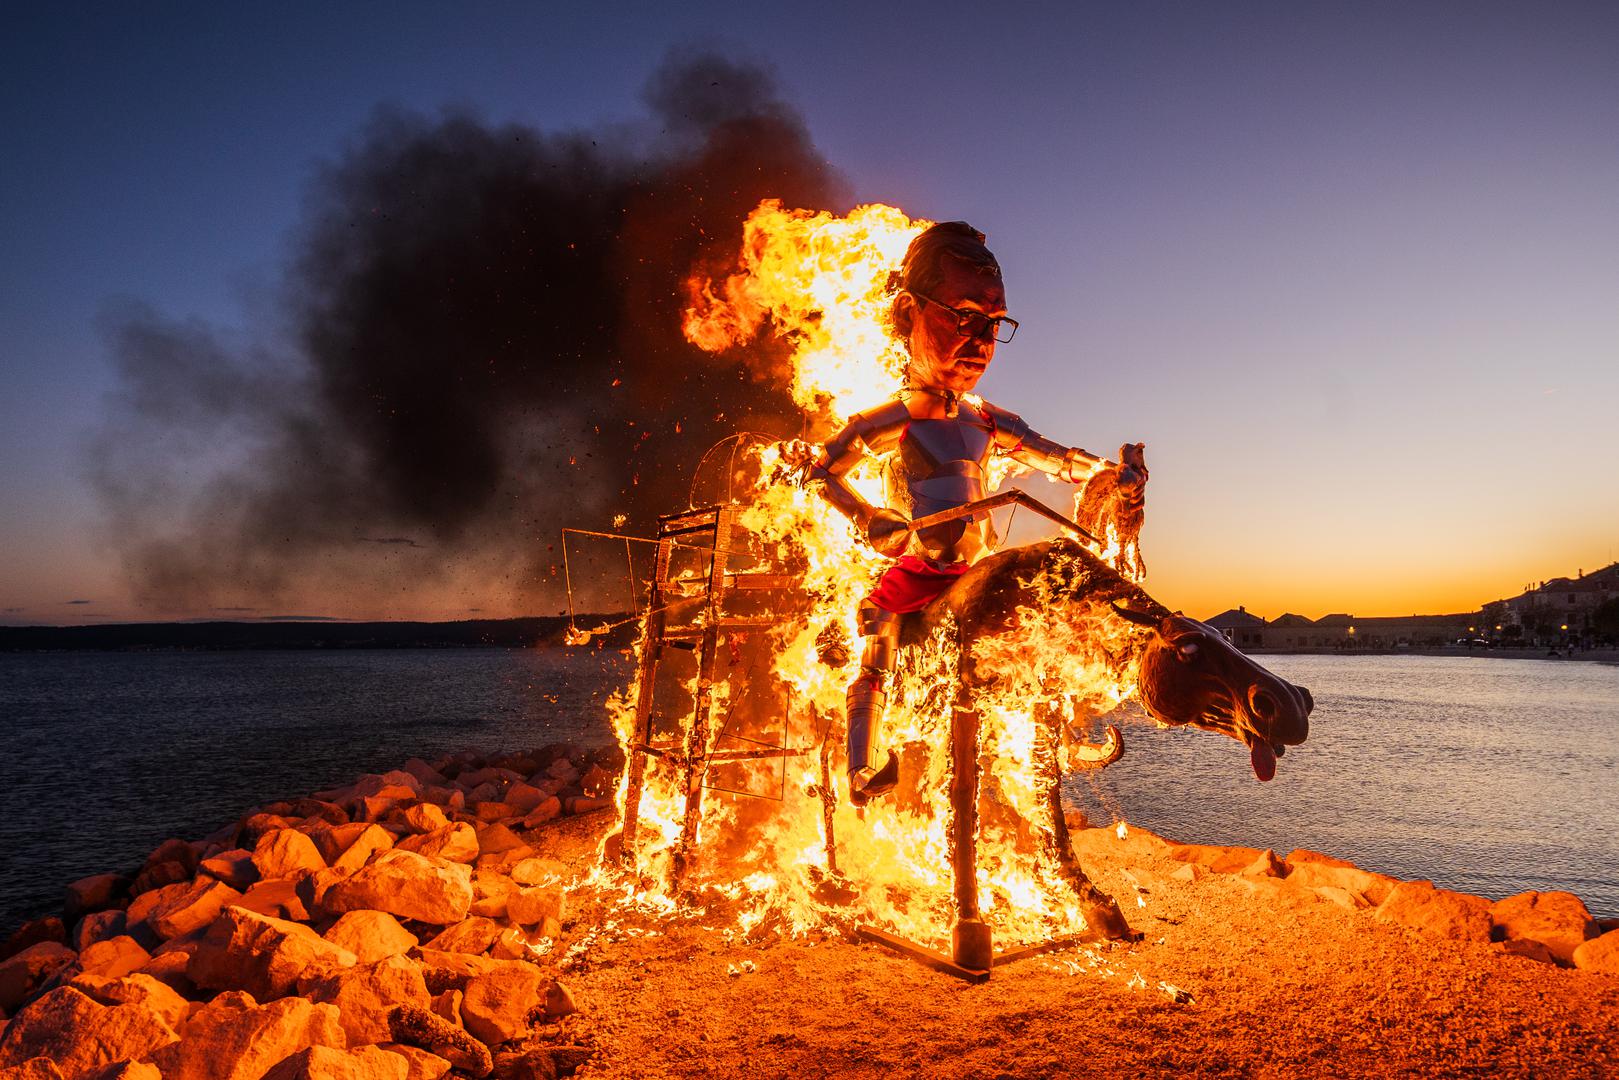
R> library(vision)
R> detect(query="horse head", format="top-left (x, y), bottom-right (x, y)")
top-left (1112, 604), bottom-right (1312, 781)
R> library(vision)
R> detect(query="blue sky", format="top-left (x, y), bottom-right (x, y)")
top-left (3, 2), bottom-right (1616, 623)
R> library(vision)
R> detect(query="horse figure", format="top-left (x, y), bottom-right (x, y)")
top-left (905, 535), bottom-right (1314, 939)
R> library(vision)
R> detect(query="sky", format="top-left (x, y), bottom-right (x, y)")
top-left (2, 2), bottom-right (1616, 625)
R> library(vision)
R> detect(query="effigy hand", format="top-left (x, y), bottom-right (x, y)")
top-left (1115, 442), bottom-right (1148, 499)
top-left (865, 507), bottom-right (911, 557)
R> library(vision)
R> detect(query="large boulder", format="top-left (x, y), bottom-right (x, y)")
top-left (149, 879), bottom-right (243, 940)
top-left (422, 919), bottom-right (502, 956)
top-left (302, 956), bottom-right (431, 1047)
top-left (64, 875), bottom-right (129, 923)
top-left (390, 805), bottom-right (449, 836)
top-left (149, 991), bottom-right (345, 1080)
top-left (323, 912), bottom-right (418, 965)
top-left (323, 852), bottom-right (472, 926)
top-left (69, 972), bottom-right (190, 1030)
top-left (188, 907), bottom-right (357, 1000)
top-left (198, 850), bottom-right (260, 891)
top-left (375, 1044), bottom-right (451, 1080)
top-left (0, 986), bottom-right (177, 1079)
top-left (0, 943), bottom-right (77, 1012)
top-left (0, 1057), bottom-right (66, 1080)
top-left (459, 964), bottom-right (551, 1046)
top-left (331, 826), bottom-right (395, 875)
top-left (1373, 880), bottom-right (1492, 942)
top-left (1573, 927), bottom-right (1619, 974)
top-left (254, 830), bottom-right (328, 880)
top-left (261, 1045), bottom-right (409, 1080)
top-left (75, 937), bottom-right (150, 981)
top-left (506, 887), bottom-right (565, 930)
top-left (71, 911), bottom-right (128, 952)
top-left (1282, 851), bottom-right (1397, 906)
top-left (394, 825), bottom-right (479, 866)
top-left (1488, 891), bottom-right (1599, 966)
top-left (1163, 844), bottom-right (1270, 875)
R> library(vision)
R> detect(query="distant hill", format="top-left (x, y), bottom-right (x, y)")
top-left (0, 616), bottom-right (636, 652)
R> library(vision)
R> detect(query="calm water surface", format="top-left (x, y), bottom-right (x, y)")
top-left (1, 650), bottom-right (1615, 932)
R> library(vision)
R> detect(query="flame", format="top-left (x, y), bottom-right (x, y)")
top-left (595, 200), bottom-right (1143, 952)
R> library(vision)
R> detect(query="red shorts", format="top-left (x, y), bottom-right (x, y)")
top-left (865, 556), bottom-right (969, 614)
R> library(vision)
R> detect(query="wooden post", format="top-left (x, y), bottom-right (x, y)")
top-left (949, 701), bottom-right (992, 971)
top-left (617, 536), bottom-right (671, 869)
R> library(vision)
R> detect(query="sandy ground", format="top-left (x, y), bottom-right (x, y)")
top-left (528, 815), bottom-right (1619, 1080)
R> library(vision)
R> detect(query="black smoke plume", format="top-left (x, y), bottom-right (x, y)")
top-left (88, 51), bottom-right (843, 616)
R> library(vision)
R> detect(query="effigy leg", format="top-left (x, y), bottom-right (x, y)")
top-left (1037, 702), bottom-right (1135, 941)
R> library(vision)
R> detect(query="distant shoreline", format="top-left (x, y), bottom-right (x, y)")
top-left (1246, 644), bottom-right (1619, 663)
top-left (0, 616), bottom-right (637, 652)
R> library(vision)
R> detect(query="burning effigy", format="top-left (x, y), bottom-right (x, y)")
top-left (589, 200), bottom-right (1312, 978)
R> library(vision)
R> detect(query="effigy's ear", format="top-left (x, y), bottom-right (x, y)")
top-left (1109, 601), bottom-right (1159, 628)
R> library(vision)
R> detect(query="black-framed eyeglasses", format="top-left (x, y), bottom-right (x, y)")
top-left (910, 290), bottom-right (1019, 343)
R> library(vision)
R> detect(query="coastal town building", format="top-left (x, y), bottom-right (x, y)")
top-left (1200, 561), bottom-right (1619, 650)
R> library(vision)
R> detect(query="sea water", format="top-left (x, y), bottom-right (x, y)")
top-left (1, 649), bottom-right (1615, 931)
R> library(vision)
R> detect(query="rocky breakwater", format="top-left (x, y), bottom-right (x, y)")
top-left (1066, 817), bottom-right (1619, 973)
top-left (0, 745), bottom-right (620, 1080)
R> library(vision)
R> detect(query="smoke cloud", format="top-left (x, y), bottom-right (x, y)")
top-left (87, 51), bottom-right (843, 617)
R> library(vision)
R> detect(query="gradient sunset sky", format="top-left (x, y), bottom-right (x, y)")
top-left (3, 2), bottom-right (1616, 625)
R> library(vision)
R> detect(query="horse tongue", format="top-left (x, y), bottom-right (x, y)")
top-left (1250, 741), bottom-right (1277, 782)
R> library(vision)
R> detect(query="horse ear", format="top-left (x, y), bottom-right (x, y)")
top-left (1110, 601), bottom-right (1160, 628)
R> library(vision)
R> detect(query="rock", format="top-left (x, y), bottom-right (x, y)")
top-left (1238, 850), bottom-right (1286, 878)
top-left (423, 918), bottom-right (502, 956)
top-left (129, 861), bottom-right (192, 898)
top-left (392, 804), bottom-right (448, 835)
top-left (468, 874), bottom-right (515, 920)
top-left (198, 849), bottom-right (260, 891)
top-left (311, 823), bottom-right (374, 864)
top-left (543, 980), bottom-right (576, 1019)
top-left (1282, 853), bottom-right (1397, 906)
top-left (133, 949), bottom-right (196, 997)
top-left (460, 963), bottom-right (549, 1045)
top-left (518, 800), bottom-right (563, 830)
top-left (490, 1049), bottom-right (557, 1080)
top-left (386, 1004), bottom-right (492, 1078)
top-left (489, 928), bottom-right (545, 962)
top-left (261, 1045), bottom-right (409, 1080)
top-left (507, 859), bottom-right (566, 888)
top-left (302, 955), bottom-right (431, 1047)
top-left (1373, 880), bottom-right (1492, 942)
top-left (1168, 863), bottom-right (1207, 884)
top-left (375, 1044), bottom-right (451, 1080)
top-left (126, 882), bottom-right (192, 929)
top-left (188, 907), bottom-right (357, 1000)
top-left (1494, 938), bottom-right (1557, 964)
top-left (1311, 886), bottom-right (1371, 911)
top-left (506, 887), bottom-right (565, 929)
top-left (1488, 891), bottom-right (1598, 966)
top-left (143, 839), bottom-right (201, 877)
top-left (473, 848), bottom-right (538, 876)
top-left (236, 813), bottom-right (297, 851)
top-left (394, 824), bottom-right (479, 865)
top-left (323, 851), bottom-right (473, 925)
top-left (71, 912), bottom-right (128, 952)
top-left (64, 875), bottom-right (129, 923)
top-left (323, 911), bottom-right (418, 965)
top-left (89, 1061), bottom-right (162, 1080)
top-left (0, 986), bottom-right (177, 1078)
top-left (149, 879), bottom-right (243, 940)
top-left (69, 972), bottom-right (189, 1030)
top-left (0, 943), bottom-right (77, 1012)
top-left (412, 951), bottom-right (504, 994)
top-left (562, 796), bottom-right (613, 816)
top-left (254, 829), bottom-right (328, 879)
top-left (331, 825), bottom-right (395, 875)
top-left (1164, 844), bottom-right (1269, 875)
top-left (545, 759), bottom-right (580, 785)
top-left (473, 823), bottom-right (526, 856)
top-left (76, 938), bottom-right (149, 980)
top-left (1573, 927), bottom-right (1619, 974)
top-left (238, 878), bottom-right (310, 922)
top-left (1, 920), bottom-right (67, 963)
top-left (500, 783), bottom-right (550, 815)
top-left (471, 803), bottom-right (513, 824)
top-left (0, 1056), bottom-right (65, 1080)
top-left (429, 989), bottom-right (462, 1026)
top-left (577, 763), bottom-right (614, 798)
top-left (294, 869), bottom-right (351, 919)
top-left (399, 759), bottom-right (448, 787)
top-left (149, 991), bottom-right (345, 1080)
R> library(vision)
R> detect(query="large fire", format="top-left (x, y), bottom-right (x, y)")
top-left (595, 200), bottom-right (1144, 958)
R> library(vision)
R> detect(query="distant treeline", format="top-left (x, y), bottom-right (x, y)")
top-left (0, 616), bottom-right (637, 652)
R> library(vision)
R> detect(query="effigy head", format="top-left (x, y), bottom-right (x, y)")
top-left (1112, 605), bottom-right (1312, 781)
